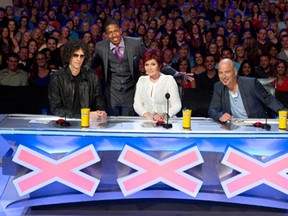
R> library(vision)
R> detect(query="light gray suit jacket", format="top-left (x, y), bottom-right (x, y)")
top-left (277, 49), bottom-right (288, 63)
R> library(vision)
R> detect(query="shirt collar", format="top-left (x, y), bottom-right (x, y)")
top-left (110, 37), bottom-right (124, 50)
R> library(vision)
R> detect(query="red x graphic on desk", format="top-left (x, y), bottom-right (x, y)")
top-left (117, 145), bottom-right (204, 197)
top-left (13, 145), bottom-right (100, 196)
top-left (221, 147), bottom-right (288, 198)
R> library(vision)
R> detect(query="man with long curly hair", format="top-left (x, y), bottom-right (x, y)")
top-left (48, 39), bottom-right (107, 120)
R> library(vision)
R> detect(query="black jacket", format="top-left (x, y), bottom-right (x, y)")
top-left (48, 66), bottom-right (105, 118)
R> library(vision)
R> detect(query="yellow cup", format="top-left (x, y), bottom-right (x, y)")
top-left (182, 109), bottom-right (192, 130)
top-left (278, 110), bottom-right (287, 130)
top-left (81, 108), bottom-right (90, 128)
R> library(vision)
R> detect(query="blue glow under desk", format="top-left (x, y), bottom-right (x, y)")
top-left (0, 114), bottom-right (288, 209)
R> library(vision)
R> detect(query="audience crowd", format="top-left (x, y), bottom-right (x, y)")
top-left (0, 0), bottom-right (288, 115)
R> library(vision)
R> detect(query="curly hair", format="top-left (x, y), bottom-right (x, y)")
top-left (62, 39), bottom-right (90, 67)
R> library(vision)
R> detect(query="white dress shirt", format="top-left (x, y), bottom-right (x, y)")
top-left (133, 73), bottom-right (181, 117)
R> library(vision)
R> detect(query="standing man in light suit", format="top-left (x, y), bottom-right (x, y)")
top-left (92, 19), bottom-right (145, 116)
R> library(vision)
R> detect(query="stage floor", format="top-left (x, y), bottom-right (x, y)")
top-left (5, 200), bottom-right (288, 216)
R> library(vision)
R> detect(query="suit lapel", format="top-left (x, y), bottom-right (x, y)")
top-left (238, 77), bottom-right (250, 117)
top-left (224, 87), bottom-right (231, 114)
top-left (103, 41), bottom-right (109, 83)
top-left (124, 37), bottom-right (134, 78)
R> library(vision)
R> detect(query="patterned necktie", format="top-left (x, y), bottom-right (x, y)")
top-left (114, 46), bottom-right (123, 61)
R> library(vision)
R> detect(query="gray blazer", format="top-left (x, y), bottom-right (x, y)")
top-left (277, 49), bottom-right (288, 63)
top-left (208, 76), bottom-right (285, 121)
top-left (92, 36), bottom-right (144, 84)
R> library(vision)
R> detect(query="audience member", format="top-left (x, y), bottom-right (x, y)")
top-left (158, 32), bottom-right (173, 52)
top-left (219, 46), bottom-right (241, 71)
top-left (256, 28), bottom-right (273, 54)
top-left (238, 60), bottom-right (257, 78)
top-left (27, 39), bottom-right (38, 60)
top-left (268, 44), bottom-right (280, 70)
top-left (45, 37), bottom-right (62, 70)
top-left (234, 44), bottom-right (246, 65)
top-left (195, 54), bottom-right (219, 93)
top-left (274, 59), bottom-right (288, 92)
top-left (18, 46), bottom-right (32, 72)
top-left (0, 0), bottom-right (287, 117)
top-left (0, 52), bottom-right (29, 86)
top-left (256, 54), bottom-right (274, 78)
top-left (175, 57), bottom-right (196, 89)
top-left (0, 48), bottom-right (8, 70)
top-left (29, 52), bottom-right (51, 87)
top-left (0, 27), bottom-right (19, 54)
top-left (278, 35), bottom-right (288, 63)
top-left (190, 51), bottom-right (206, 75)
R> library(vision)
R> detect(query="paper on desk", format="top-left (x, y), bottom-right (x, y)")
top-left (29, 120), bottom-right (50, 124)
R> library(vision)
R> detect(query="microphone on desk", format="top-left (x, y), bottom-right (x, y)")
top-left (163, 93), bottom-right (173, 129)
top-left (261, 95), bottom-right (271, 131)
top-left (56, 112), bottom-right (71, 127)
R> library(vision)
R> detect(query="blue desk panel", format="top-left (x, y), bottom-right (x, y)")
top-left (0, 115), bottom-right (288, 209)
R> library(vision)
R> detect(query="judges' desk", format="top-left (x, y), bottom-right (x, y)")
top-left (1, 114), bottom-right (288, 209)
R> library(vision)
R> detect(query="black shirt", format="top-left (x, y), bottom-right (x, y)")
top-left (71, 73), bottom-right (82, 115)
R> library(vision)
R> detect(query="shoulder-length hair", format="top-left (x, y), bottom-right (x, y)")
top-left (62, 39), bottom-right (89, 67)
top-left (142, 48), bottom-right (164, 70)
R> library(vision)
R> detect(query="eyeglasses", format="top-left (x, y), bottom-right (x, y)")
top-left (73, 53), bottom-right (85, 59)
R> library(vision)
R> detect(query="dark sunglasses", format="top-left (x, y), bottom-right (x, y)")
top-left (73, 54), bottom-right (85, 59)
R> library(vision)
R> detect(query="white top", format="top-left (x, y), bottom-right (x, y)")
top-left (133, 73), bottom-right (182, 117)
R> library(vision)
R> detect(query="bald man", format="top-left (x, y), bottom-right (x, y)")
top-left (208, 59), bottom-right (285, 122)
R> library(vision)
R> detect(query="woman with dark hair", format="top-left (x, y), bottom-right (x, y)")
top-left (133, 48), bottom-right (181, 120)
top-left (268, 44), bottom-right (279, 69)
top-left (274, 59), bottom-right (288, 92)
top-left (27, 38), bottom-right (38, 59)
top-left (29, 51), bottom-right (51, 87)
top-left (158, 32), bottom-right (173, 52)
top-left (215, 34), bottom-right (227, 55)
top-left (239, 20), bottom-right (257, 40)
top-left (135, 23), bottom-right (147, 39)
top-left (176, 57), bottom-right (196, 89)
top-left (95, 17), bottom-right (105, 33)
top-left (128, 18), bottom-right (137, 36)
top-left (144, 27), bottom-right (156, 48)
top-left (189, 23), bottom-right (203, 52)
top-left (243, 36), bottom-right (260, 65)
top-left (7, 19), bottom-right (21, 43)
top-left (250, 3), bottom-right (261, 30)
top-left (238, 60), bottom-right (257, 78)
top-left (0, 27), bottom-right (19, 54)
top-left (29, 6), bottom-right (39, 27)
top-left (190, 51), bottom-right (206, 75)
top-left (208, 42), bottom-right (221, 63)
top-left (18, 16), bottom-right (31, 35)
top-left (112, 10), bottom-right (122, 23)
